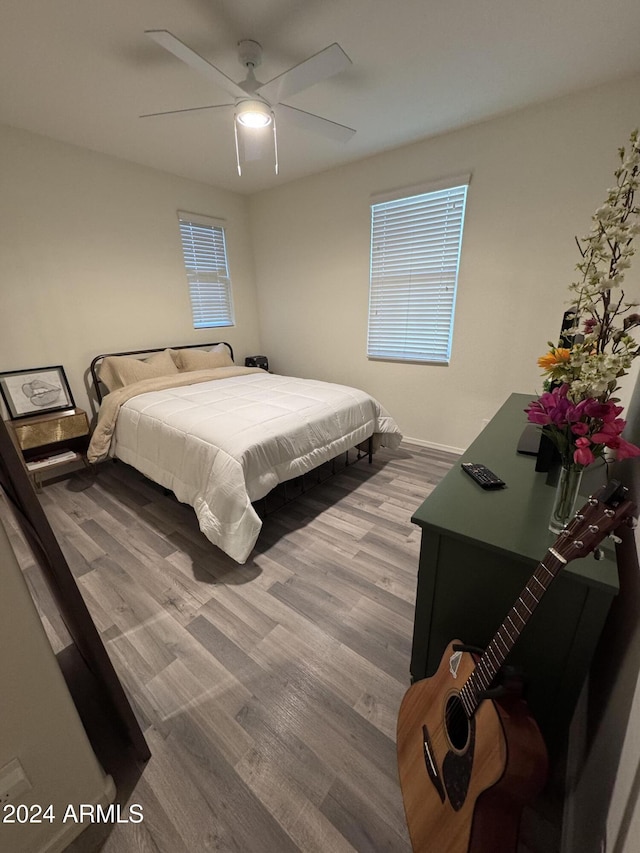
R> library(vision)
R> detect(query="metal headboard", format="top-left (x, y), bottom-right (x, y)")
top-left (89, 342), bottom-right (235, 405)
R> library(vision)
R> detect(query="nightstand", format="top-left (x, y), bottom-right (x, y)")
top-left (7, 408), bottom-right (91, 488)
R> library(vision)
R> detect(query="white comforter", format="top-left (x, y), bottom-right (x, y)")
top-left (107, 372), bottom-right (402, 562)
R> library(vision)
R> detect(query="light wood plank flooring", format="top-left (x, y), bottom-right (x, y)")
top-left (2, 442), bottom-right (561, 852)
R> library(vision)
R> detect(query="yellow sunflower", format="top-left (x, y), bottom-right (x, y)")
top-left (537, 348), bottom-right (571, 371)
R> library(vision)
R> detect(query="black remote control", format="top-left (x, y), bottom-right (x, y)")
top-left (461, 462), bottom-right (506, 490)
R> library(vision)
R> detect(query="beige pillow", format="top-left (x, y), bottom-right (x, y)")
top-left (98, 348), bottom-right (178, 392)
top-left (175, 344), bottom-right (234, 371)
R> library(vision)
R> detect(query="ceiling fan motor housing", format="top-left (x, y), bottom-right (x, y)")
top-left (238, 39), bottom-right (262, 69)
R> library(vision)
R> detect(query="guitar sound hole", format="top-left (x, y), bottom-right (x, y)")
top-left (445, 694), bottom-right (470, 751)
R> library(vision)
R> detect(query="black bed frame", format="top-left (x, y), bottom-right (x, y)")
top-left (88, 341), bottom-right (373, 523)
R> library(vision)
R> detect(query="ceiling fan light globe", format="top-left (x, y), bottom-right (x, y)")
top-left (238, 112), bottom-right (271, 128)
top-left (236, 100), bottom-right (272, 128)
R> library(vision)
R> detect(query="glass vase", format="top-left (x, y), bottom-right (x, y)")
top-left (549, 464), bottom-right (584, 535)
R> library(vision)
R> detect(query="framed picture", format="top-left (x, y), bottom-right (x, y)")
top-left (0, 366), bottom-right (75, 420)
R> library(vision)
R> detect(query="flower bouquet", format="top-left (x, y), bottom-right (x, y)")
top-left (525, 129), bottom-right (640, 532)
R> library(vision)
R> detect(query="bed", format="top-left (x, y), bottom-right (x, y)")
top-left (87, 343), bottom-right (403, 563)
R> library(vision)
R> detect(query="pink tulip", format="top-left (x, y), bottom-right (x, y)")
top-left (574, 437), bottom-right (596, 466)
top-left (571, 422), bottom-right (590, 436)
top-left (607, 437), bottom-right (640, 460)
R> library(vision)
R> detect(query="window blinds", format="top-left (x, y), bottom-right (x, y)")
top-left (367, 177), bottom-right (469, 363)
top-left (178, 212), bottom-right (235, 329)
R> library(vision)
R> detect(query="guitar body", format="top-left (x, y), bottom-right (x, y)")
top-left (397, 641), bottom-right (548, 853)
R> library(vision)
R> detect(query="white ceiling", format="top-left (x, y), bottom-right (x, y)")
top-left (2, 0), bottom-right (640, 195)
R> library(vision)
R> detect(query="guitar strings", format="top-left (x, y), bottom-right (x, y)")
top-left (454, 557), bottom-right (562, 718)
top-left (440, 509), bottom-right (615, 742)
top-left (443, 693), bottom-right (470, 748)
top-left (442, 533), bottom-right (606, 739)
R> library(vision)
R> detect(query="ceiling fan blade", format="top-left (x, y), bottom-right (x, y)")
top-left (145, 30), bottom-right (247, 100)
top-left (257, 43), bottom-right (351, 104)
top-left (140, 103), bottom-right (233, 118)
top-left (276, 104), bottom-right (356, 143)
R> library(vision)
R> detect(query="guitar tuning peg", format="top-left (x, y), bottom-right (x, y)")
top-left (594, 547), bottom-right (605, 561)
top-left (626, 517), bottom-right (638, 529)
top-left (609, 533), bottom-right (623, 545)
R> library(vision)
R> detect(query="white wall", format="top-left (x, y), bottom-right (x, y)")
top-left (559, 366), bottom-right (640, 853)
top-left (0, 124), bottom-right (262, 419)
top-left (0, 517), bottom-right (114, 853)
top-left (2, 76), bottom-right (638, 449)
top-left (249, 73), bottom-right (640, 452)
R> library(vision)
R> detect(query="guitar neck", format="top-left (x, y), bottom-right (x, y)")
top-left (454, 480), bottom-right (635, 718)
top-left (460, 547), bottom-right (567, 716)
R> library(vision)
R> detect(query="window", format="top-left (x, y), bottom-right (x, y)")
top-left (178, 211), bottom-right (235, 329)
top-left (367, 175), bottom-right (469, 364)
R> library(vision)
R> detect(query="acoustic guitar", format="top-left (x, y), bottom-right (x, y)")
top-left (397, 481), bottom-right (635, 853)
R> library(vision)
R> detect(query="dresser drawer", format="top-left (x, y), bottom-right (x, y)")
top-left (13, 410), bottom-right (89, 450)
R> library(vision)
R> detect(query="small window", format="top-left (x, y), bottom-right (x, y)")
top-left (367, 175), bottom-right (469, 364)
top-left (178, 211), bottom-right (235, 329)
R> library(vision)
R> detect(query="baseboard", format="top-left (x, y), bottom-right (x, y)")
top-left (402, 435), bottom-right (464, 456)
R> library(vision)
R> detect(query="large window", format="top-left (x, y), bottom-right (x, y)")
top-left (178, 211), bottom-right (235, 329)
top-left (367, 175), bottom-right (469, 364)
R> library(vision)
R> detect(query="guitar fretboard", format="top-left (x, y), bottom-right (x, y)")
top-left (459, 548), bottom-right (567, 717)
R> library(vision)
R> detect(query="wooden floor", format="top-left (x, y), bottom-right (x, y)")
top-left (2, 442), bottom-right (562, 852)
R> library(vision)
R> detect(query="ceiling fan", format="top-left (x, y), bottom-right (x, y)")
top-left (142, 30), bottom-right (356, 175)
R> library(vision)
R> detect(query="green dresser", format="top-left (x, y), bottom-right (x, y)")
top-left (410, 392), bottom-right (620, 757)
